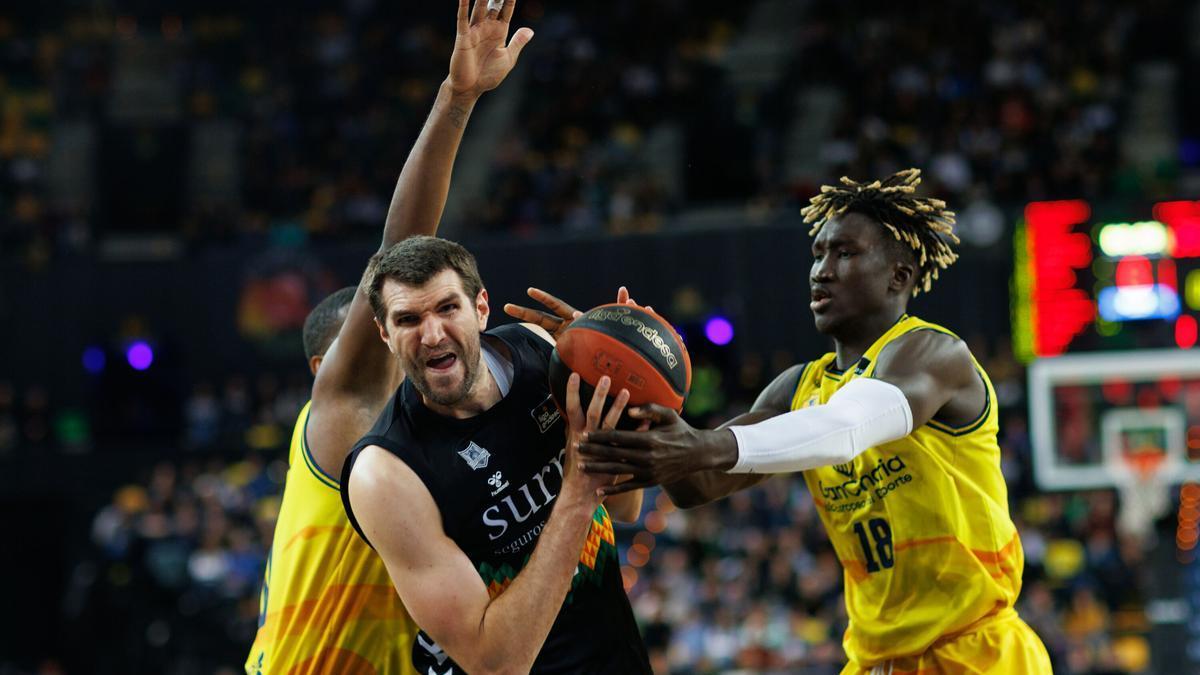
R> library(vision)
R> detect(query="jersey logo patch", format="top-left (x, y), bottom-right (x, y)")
top-left (833, 462), bottom-right (855, 478)
top-left (487, 471), bottom-right (509, 496)
top-left (530, 395), bottom-right (562, 433)
top-left (458, 441), bottom-right (491, 470)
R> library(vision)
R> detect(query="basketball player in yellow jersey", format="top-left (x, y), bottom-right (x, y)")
top-left (574, 169), bottom-right (1054, 673)
top-left (247, 2), bottom-right (536, 672)
top-left (248, 288), bottom-right (414, 675)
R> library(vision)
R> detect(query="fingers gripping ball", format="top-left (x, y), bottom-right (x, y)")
top-left (549, 304), bottom-right (691, 428)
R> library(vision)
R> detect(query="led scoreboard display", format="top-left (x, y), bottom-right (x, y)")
top-left (1014, 200), bottom-right (1200, 360)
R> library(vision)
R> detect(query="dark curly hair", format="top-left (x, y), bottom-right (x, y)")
top-left (802, 168), bottom-right (959, 296)
top-left (365, 236), bottom-right (484, 324)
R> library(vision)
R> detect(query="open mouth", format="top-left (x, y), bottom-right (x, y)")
top-left (810, 287), bottom-right (832, 313)
top-left (426, 353), bottom-right (458, 372)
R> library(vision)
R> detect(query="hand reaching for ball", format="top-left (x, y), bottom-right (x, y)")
top-left (577, 405), bottom-right (738, 497)
top-left (503, 286), bottom-right (652, 340)
top-left (561, 373), bottom-right (630, 500)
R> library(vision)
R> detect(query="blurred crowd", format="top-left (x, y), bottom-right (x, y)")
top-left (179, 375), bottom-right (311, 452)
top-left (1, 0), bottom-right (1191, 264)
top-left (84, 455), bottom-right (280, 674)
top-left (463, 0), bottom-right (748, 235)
top-left (68, 340), bottom-right (1159, 674)
top-left (0, 1), bottom-right (746, 264)
top-left (0, 371), bottom-right (312, 457)
top-left (781, 1), bottom-right (1136, 205)
top-left (0, 380), bottom-right (51, 454)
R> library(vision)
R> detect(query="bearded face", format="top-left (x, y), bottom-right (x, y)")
top-left (376, 268), bottom-right (490, 410)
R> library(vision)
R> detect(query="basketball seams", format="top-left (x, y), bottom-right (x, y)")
top-left (558, 330), bottom-right (684, 410)
top-left (567, 304), bottom-right (688, 392)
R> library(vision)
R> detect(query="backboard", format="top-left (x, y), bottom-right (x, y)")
top-left (1029, 349), bottom-right (1200, 491)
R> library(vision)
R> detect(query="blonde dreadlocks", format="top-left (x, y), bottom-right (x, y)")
top-left (800, 168), bottom-right (960, 296)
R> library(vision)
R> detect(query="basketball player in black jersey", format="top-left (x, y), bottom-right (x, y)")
top-left (341, 237), bottom-right (652, 674)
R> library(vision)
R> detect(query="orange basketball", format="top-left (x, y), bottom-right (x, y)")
top-left (549, 304), bottom-right (691, 423)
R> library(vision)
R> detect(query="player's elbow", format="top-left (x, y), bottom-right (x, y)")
top-left (455, 635), bottom-right (538, 675)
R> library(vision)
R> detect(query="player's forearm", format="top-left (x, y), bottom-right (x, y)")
top-left (661, 410), bottom-right (775, 508)
top-left (663, 471), bottom-right (767, 508)
top-left (379, 80), bottom-right (477, 250)
top-left (470, 484), bottom-right (600, 674)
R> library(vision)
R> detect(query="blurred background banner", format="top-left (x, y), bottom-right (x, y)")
top-left (1, 0), bottom-right (1198, 673)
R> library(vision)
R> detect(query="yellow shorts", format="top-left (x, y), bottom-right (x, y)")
top-left (841, 614), bottom-right (1052, 675)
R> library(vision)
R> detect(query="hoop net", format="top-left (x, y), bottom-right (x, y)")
top-left (1114, 452), bottom-right (1170, 545)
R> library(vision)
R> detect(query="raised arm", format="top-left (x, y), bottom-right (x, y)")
top-left (308, 0), bottom-right (534, 476)
top-left (381, 0), bottom-right (534, 252)
top-left (349, 374), bottom-right (625, 675)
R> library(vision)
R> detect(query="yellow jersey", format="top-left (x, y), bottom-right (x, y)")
top-left (246, 402), bottom-right (417, 675)
top-left (793, 316), bottom-right (1024, 667)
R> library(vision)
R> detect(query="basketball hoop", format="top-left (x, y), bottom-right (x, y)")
top-left (1114, 452), bottom-right (1170, 546)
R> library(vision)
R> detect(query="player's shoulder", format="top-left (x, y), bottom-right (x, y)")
top-left (346, 444), bottom-right (443, 546)
top-left (486, 322), bottom-right (555, 372)
top-left (350, 444), bottom-right (416, 494)
top-left (889, 320), bottom-right (970, 356)
top-left (347, 446), bottom-right (429, 521)
top-left (877, 322), bottom-right (975, 379)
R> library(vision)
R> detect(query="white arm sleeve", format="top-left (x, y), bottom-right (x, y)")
top-left (727, 377), bottom-right (913, 474)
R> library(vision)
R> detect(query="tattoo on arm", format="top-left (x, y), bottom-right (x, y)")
top-left (447, 104), bottom-right (470, 129)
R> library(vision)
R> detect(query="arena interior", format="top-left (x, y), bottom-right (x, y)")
top-left (1, 1), bottom-right (1199, 673)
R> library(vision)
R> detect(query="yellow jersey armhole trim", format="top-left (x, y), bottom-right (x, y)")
top-left (789, 362), bottom-right (813, 411)
top-left (886, 325), bottom-right (989, 436)
top-left (926, 368), bottom-right (992, 436)
top-left (300, 410), bottom-right (341, 492)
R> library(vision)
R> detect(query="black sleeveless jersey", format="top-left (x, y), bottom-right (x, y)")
top-left (341, 323), bottom-right (651, 675)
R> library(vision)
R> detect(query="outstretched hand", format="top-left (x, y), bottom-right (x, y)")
top-left (449, 0), bottom-right (534, 99)
top-left (577, 405), bottom-right (738, 496)
top-left (504, 286), bottom-right (649, 340)
top-left (563, 373), bottom-right (631, 498)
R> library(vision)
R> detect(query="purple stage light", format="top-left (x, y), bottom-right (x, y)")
top-left (704, 317), bottom-right (734, 346)
top-left (127, 341), bottom-right (154, 371)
